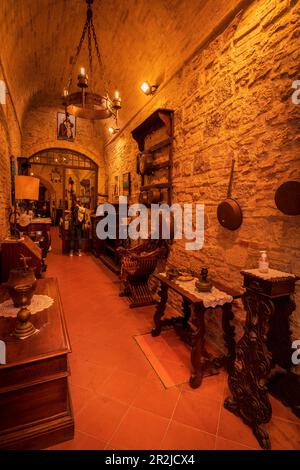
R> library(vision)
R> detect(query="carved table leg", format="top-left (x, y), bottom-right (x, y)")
top-left (224, 291), bottom-right (274, 450)
top-left (151, 283), bottom-right (168, 337)
top-left (221, 301), bottom-right (236, 372)
top-left (189, 304), bottom-right (206, 389)
top-left (182, 298), bottom-right (192, 328)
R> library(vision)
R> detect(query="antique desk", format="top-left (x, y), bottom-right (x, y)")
top-left (21, 218), bottom-right (52, 271)
top-left (224, 268), bottom-right (299, 450)
top-left (152, 273), bottom-right (241, 388)
top-left (0, 277), bottom-right (74, 449)
top-left (1, 235), bottom-right (43, 282)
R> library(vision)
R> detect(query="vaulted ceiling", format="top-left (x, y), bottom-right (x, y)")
top-left (0, 0), bottom-right (243, 132)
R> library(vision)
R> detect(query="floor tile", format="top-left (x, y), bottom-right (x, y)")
top-left (47, 431), bottom-right (106, 450)
top-left (161, 421), bottom-right (216, 450)
top-left (109, 406), bottom-right (169, 450)
top-left (173, 390), bottom-right (221, 434)
top-left (76, 394), bottom-right (129, 442)
top-left (217, 406), bottom-right (261, 449)
top-left (215, 437), bottom-right (257, 450)
top-left (100, 369), bottom-right (143, 405)
top-left (132, 378), bottom-right (180, 418)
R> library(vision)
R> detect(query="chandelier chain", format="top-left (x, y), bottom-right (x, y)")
top-left (63, 0), bottom-right (119, 121)
top-left (91, 21), bottom-right (109, 95)
top-left (87, 22), bottom-right (93, 91)
top-left (66, 17), bottom-right (89, 91)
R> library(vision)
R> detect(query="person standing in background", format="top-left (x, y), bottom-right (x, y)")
top-left (69, 198), bottom-right (85, 256)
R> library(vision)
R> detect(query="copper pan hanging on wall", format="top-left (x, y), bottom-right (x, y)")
top-left (138, 152), bottom-right (154, 176)
top-left (139, 191), bottom-right (149, 205)
top-left (148, 188), bottom-right (162, 204)
top-left (275, 181), bottom-right (300, 215)
top-left (217, 158), bottom-right (243, 230)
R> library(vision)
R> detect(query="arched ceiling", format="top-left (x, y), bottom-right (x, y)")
top-left (0, 0), bottom-right (244, 133)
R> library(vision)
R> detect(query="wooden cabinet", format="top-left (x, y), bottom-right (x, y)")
top-left (0, 278), bottom-right (74, 449)
top-left (91, 205), bottom-right (129, 274)
top-left (132, 108), bottom-right (174, 206)
top-left (90, 214), bottom-right (105, 257)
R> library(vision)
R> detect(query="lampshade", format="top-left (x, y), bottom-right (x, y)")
top-left (15, 175), bottom-right (40, 200)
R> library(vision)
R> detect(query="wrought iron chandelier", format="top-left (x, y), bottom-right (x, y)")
top-left (62, 0), bottom-right (121, 122)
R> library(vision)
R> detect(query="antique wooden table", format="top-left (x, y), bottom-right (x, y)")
top-left (224, 269), bottom-right (300, 450)
top-left (0, 277), bottom-right (74, 450)
top-left (152, 273), bottom-right (241, 388)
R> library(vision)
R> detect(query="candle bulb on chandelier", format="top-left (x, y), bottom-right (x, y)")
top-left (113, 90), bottom-right (121, 110)
top-left (80, 67), bottom-right (86, 77)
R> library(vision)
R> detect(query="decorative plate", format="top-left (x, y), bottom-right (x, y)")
top-left (177, 275), bottom-right (194, 282)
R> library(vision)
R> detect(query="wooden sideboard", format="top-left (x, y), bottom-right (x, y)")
top-left (0, 277), bottom-right (74, 450)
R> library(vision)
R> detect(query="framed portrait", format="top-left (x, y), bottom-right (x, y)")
top-left (122, 172), bottom-right (131, 196)
top-left (57, 112), bottom-right (76, 141)
top-left (113, 175), bottom-right (119, 197)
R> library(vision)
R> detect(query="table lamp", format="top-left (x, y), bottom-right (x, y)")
top-left (12, 175), bottom-right (40, 237)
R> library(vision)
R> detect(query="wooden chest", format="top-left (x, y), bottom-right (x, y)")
top-left (0, 277), bottom-right (74, 449)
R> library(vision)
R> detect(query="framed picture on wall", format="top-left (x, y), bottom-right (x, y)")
top-left (57, 112), bottom-right (76, 141)
top-left (113, 175), bottom-right (119, 197)
top-left (122, 172), bottom-right (131, 196)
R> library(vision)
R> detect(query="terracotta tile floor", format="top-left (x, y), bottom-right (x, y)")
top-left (46, 229), bottom-right (300, 450)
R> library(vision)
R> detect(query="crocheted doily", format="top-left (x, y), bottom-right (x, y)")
top-left (0, 295), bottom-right (54, 318)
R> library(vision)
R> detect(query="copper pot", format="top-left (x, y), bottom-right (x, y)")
top-left (139, 152), bottom-right (154, 175)
top-left (7, 268), bottom-right (37, 308)
top-left (139, 191), bottom-right (149, 205)
top-left (148, 188), bottom-right (162, 204)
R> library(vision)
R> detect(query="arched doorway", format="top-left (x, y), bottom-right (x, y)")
top-left (28, 149), bottom-right (98, 251)
top-left (29, 148), bottom-right (98, 214)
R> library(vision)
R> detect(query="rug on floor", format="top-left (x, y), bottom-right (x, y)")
top-left (134, 328), bottom-right (191, 388)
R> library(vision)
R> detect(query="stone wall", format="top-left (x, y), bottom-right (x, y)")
top-left (22, 106), bottom-right (106, 193)
top-left (105, 0), bottom-right (300, 347)
top-left (0, 63), bottom-right (21, 243)
top-left (0, 110), bottom-right (11, 242)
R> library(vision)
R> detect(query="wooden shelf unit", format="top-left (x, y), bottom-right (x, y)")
top-left (132, 108), bottom-right (174, 206)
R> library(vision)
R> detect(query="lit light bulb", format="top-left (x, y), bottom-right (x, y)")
top-left (140, 81), bottom-right (150, 94)
top-left (63, 88), bottom-right (68, 97)
top-left (80, 67), bottom-right (85, 76)
top-left (115, 90), bottom-right (119, 100)
top-left (108, 127), bottom-right (114, 134)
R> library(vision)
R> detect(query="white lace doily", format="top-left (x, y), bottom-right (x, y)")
top-left (242, 268), bottom-right (296, 281)
top-left (159, 273), bottom-right (233, 308)
top-left (0, 295), bottom-right (54, 318)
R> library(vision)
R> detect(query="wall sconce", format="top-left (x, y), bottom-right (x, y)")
top-left (108, 126), bottom-right (120, 135)
top-left (140, 81), bottom-right (158, 96)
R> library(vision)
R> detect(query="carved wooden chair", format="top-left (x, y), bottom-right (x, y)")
top-left (117, 239), bottom-right (168, 308)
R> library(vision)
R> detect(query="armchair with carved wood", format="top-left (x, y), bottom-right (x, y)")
top-left (117, 239), bottom-right (168, 308)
